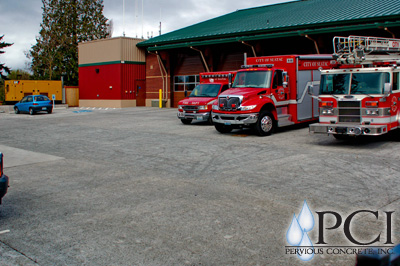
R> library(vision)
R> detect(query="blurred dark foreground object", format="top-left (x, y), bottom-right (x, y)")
top-left (356, 244), bottom-right (400, 266)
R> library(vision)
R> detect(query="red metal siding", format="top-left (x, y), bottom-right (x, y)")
top-left (121, 64), bottom-right (146, 100)
top-left (79, 64), bottom-right (122, 100)
top-left (79, 63), bottom-right (146, 100)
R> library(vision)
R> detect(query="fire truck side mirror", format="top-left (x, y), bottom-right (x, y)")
top-left (228, 73), bottom-right (233, 88)
top-left (282, 72), bottom-right (289, 88)
top-left (384, 83), bottom-right (391, 96)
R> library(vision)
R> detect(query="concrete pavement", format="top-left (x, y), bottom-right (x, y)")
top-left (0, 107), bottom-right (399, 265)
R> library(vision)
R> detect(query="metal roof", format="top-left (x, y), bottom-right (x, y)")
top-left (138, 0), bottom-right (400, 50)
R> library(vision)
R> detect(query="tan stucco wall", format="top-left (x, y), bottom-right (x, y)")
top-left (79, 99), bottom-right (137, 108)
top-left (78, 37), bottom-right (146, 65)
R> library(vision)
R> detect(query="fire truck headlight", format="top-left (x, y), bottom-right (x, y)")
top-left (178, 105), bottom-right (184, 110)
top-left (366, 109), bottom-right (379, 115)
top-left (321, 108), bottom-right (334, 115)
top-left (240, 105), bottom-right (257, 111)
top-left (212, 105), bottom-right (219, 110)
top-left (198, 105), bottom-right (208, 110)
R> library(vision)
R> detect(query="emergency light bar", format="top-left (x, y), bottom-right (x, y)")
top-left (241, 64), bottom-right (274, 69)
top-left (201, 74), bottom-right (230, 78)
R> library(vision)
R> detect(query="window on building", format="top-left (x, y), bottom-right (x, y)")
top-left (174, 75), bottom-right (199, 92)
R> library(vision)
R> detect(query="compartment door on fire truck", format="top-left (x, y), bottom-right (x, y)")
top-left (391, 72), bottom-right (400, 126)
top-left (297, 70), bottom-right (320, 120)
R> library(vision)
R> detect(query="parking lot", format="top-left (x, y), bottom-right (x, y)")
top-left (0, 107), bottom-right (399, 265)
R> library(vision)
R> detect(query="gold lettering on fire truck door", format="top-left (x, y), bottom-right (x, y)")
top-left (391, 95), bottom-right (398, 113)
top-left (277, 88), bottom-right (285, 100)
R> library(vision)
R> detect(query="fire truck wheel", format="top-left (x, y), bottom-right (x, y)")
top-left (181, 118), bottom-right (192, 125)
top-left (208, 115), bottom-right (213, 125)
top-left (214, 123), bottom-right (232, 133)
top-left (254, 111), bottom-right (275, 136)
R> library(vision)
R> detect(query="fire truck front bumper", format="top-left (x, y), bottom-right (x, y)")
top-left (309, 123), bottom-right (388, 136)
top-left (177, 111), bottom-right (210, 121)
top-left (212, 112), bottom-right (258, 126)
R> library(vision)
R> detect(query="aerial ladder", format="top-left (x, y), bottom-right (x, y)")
top-left (333, 35), bottom-right (400, 65)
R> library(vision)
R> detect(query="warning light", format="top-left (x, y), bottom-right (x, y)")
top-left (321, 101), bottom-right (333, 108)
top-left (366, 101), bottom-right (379, 108)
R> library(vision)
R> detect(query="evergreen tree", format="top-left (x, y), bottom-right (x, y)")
top-left (0, 35), bottom-right (13, 80)
top-left (28, 0), bottom-right (109, 86)
top-left (7, 69), bottom-right (33, 80)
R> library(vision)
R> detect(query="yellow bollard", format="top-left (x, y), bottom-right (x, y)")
top-left (159, 89), bottom-right (162, 108)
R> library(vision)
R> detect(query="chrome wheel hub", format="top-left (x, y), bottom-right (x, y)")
top-left (260, 116), bottom-right (273, 132)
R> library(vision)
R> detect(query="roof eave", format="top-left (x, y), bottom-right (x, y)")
top-left (144, 20), bottom-right (400, 52)
top-left (137, 15), bottom-right (400, 48)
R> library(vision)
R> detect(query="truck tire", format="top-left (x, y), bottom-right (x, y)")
top-left (181, 118), bottom-right (192, 125)
top-left (214, 123), bottom-right (232, 133)
top-left (254, 111), bottom-right (275, 136)
top-left (207, 113), bottom-right (213, 125)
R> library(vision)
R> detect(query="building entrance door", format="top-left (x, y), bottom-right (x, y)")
top-left (136, 80), bottom-right (146, 106)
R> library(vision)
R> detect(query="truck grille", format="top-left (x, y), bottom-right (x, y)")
top-left (219, 96), bottom-right (241, 111)
top-left (182, 105), bottom-right (198, 112)
top-left (338, 101), bottom-right (361, 123)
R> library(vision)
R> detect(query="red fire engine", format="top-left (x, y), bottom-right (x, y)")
top-left (309, 36), bottom-right (400, 139)
top-left (177, 71), bottom-right (236, 124)
top-left (211, 55), bottom-right (336, 135)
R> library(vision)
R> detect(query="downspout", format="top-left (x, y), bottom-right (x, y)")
top-left (157, 53), bottom-right (168, 101)
top-left (190, 47), bottom-right (210, 72)
top-left (156, 53), bottom-right (165, 101)
top-left (305, 35), bottom-right (320, 54)
top-left (149, 50), bottom-right (168, 103)
top-left (241, 41), bottom-right (256, 57)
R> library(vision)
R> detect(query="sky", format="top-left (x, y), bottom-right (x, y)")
top-left (0, 0), bottom-right (291, 72)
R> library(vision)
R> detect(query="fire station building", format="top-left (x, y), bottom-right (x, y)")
top-left (79, 0), bottom-right (400, 108)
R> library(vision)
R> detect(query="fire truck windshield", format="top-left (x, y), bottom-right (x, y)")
top-left (320, 72), bottom-right (390, 95)
top-left (189, 84), bottom-right (221, 97)
top-left (232, 71), bottom-right (272, 88)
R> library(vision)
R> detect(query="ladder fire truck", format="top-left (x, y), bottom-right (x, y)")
top-left (309, 36), bottom-right (400, 138)
top-left (211, 54), bottom-right (336, 136)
